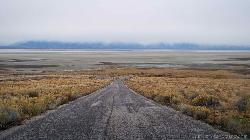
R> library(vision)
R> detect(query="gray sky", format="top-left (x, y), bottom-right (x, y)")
top-left (0, 0), bottom-right (250, 45)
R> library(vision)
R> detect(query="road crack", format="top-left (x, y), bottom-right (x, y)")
top-left (103, 94), bottom-right (115, 139)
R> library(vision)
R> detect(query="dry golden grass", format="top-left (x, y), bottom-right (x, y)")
top-left (0, 73), bottom-right (110, 129)
top-left (78, 67), bottom-right (248, 79)
top-left (126, 68), bottom-right (250, 136)
top-left (1, 67), bottom-right (249, 136)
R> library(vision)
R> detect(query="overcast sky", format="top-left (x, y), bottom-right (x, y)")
top-left (0, 0), bottom-right (250, 45)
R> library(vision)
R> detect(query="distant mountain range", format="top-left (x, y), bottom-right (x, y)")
top-left (0, 41), bottom-right (250, 50)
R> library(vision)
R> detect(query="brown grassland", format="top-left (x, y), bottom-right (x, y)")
top-left (125, 68), bottom-right (250, 136)
top-left (0, 73), bottom-right (110, 129)
top-left (0, 67), bottom-right (249, 137)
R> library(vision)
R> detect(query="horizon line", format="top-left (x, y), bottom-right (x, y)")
top-left (1, 40), bottom-right (250, 47)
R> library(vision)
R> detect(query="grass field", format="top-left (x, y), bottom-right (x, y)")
top-left (1, 67), bottom-right (250, 136)
top-left (0, 73), bottom-right (110, 130)
top-left (126, 68), bottom-right (250, 136)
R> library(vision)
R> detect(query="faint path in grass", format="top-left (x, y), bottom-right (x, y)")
top-left (0, 79), bottom-right (233, 140)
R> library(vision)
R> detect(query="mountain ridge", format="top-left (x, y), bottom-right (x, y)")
top-left (0, 41), bottom-right (250, 50)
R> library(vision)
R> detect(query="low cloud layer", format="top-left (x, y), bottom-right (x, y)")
top-left (0, 0), bottom-right (250, 45)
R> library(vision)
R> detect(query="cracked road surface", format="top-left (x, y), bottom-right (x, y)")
top-left (0, 80), bottom-right (232, 140)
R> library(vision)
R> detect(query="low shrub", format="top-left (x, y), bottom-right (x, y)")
top-left (0, 91), bottom-right (15, 99)
top-left (192, 106), bottom-right (211, 120)
top-left (178, 104), bottom-right (193, 116)
top-left (171, 96), bottom-right (181, 106)
top-left (223, 117), bottom-right (244, 135)
top-left (0, 106), bottom-right (20, 129)
top-left (65, 93), bottom-right (77, 102)
top-left (178, 104), bottom-right (211, 120)
top-left (153, 94), bottom-right (176, 106)
top-left (18, 98), bottom-right (47, 117)
top-left (192, 95), bottom-right (220, 107)
top-left (235, 95), bottom-right (250, 113)
top-left (145, 93), bottom-right (157, 100)
top-left (154, 95), bottom-right (168, 104)
top-left (187, 91), bottom-right (199, 100)
top-left (26, 91), bottom-right (39, 98)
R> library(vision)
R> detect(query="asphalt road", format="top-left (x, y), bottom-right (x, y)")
top-left (0, 80), bottom-right (233, 140)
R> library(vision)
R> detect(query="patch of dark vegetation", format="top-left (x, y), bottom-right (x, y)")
top-left (235, 95), bottom-right (250, 114)
top-left (187, 63), bottom-right (250, 69)
top-left (0, 64), bottom-right (59, 69)
top-left (0, 106), bottom-right (21, 130)
top-left (1, 59), bottom-right (49, 63)
top-left (231, 69), bottom-right (250, 75)
top-left (213, 59), bottom-right (232, 61)
top-left (7, 59), bottom-right (38, 62)
top-left (192, 95), bottom-right (220, 107)
top-left (99, 62), bottom-right (116, 65)
top-left (213, 57), bottom-right (250, 61)
top-left (223, 63), bottom-right (250, 68)
top-left (25, 91), bottom-right (40, 98)
top-left (98, 62), bottom-right (179, 65)
top-left (186, 63), bottom-right (228, 69)
top-left (229, 58), bottom-right (250, 61)
top-left (0, 59), bottom-right (40, 63)
top-left (0, 68), bottom-right (9, 71)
